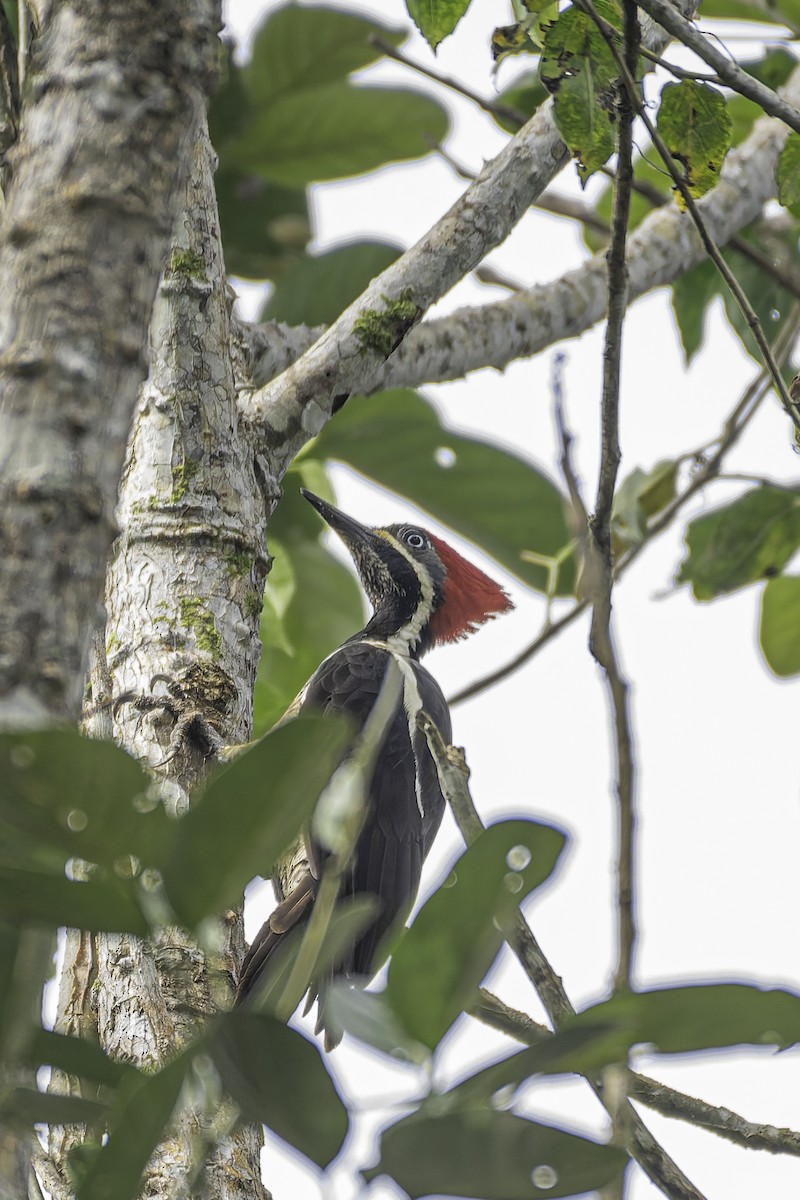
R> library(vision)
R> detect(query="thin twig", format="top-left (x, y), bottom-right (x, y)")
top-left (468, 998), bottom-right (800, 1158)
top-left (448, 309), bottom-right (800, 708)
top-left (368, 34), bottom-right (529, 127)
top-left (581, 0), bottom-right (800, 432)
top-left (418, 714), bottom-right (709, 1200)
top-left (635, 0), bottom-right (800, 128)
top-left (630, 1074), bottom-right (800, 1156)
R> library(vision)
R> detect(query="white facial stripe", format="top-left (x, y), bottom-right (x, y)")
top-left (378, 531), bottom-right (435, 652)
top-left (363, 638), bottom-right (426, 819)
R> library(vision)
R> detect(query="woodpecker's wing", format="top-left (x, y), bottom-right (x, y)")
top-left (302, 640), bottom-right (451, 976)
top-left (237, 641), bottom-right (451, 1004)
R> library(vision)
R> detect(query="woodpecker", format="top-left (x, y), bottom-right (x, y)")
top-left (236, 489), bottom-right (513, 1038)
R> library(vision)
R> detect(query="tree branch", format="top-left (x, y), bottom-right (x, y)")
top-left (239, 0), bottom-right (701, 475)
top-left (0, 0), bottom-right (220, 726)
top-left (241, 64), bottom-right (800, 398)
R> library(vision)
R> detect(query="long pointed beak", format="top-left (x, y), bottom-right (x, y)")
top-left (301, 489), bottom-right (374, 549)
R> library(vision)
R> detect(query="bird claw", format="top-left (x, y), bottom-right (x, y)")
top-left (111, 663), bottom-right (236, 768)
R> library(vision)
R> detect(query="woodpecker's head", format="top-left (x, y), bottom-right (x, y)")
top-left (301, 489), bottom-right (513, 657)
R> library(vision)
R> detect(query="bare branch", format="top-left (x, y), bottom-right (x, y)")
top-left (240, 0), bottom-right (701, 475)
top-left (242, 67), bottom-right (800, 397)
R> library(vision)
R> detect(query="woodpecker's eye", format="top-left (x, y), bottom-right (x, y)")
top-left (405, 530), bottom-right (426, 549)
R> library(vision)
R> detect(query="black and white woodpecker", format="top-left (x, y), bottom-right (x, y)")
top-left (236, 489), bottom-right (513, 1036)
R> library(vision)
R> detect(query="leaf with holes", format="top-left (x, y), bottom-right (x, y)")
top-left (539, 0), bottom-right (620, 183)
top-left (657, 80), bottom-right (732, 202)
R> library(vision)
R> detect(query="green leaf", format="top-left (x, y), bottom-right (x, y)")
top-left (162, 716), bottom-right (352, 927)
top-left (611, 461), bottom-right (677, 551)
top-left (540, 1), bottom-right (620, 183)
top-left (326, 984), bottom-right (430, 1063)
top-left (210, 1011), bottom-right (348, 1167)
top-left (491, 70), bottom-right (549, 133)
top-left (677, 487), bottom-right (800, 601)
top-left (246, 3), bottom-right (405, 107)
top-left (387, 820), bottom-right (567, 1049)
top-left (695, 0), bottom-right (800, 30)
top-left (0, 867), bottom-right (147, 935)
top-left (261, 240), bottom-right (402, 327)
top-left (75, 1052), bottom-right (192, 1200)
top-left (760, 574), bottom-right (800, 676)
top-left (670, 257), bottom-right (717, 363)
top-left (228, 83), bottom-right (448, 188)
top-left (3, 1088), bottom-right (106, 1127)
top-left (778, 132), bottom-right (800, 216)
top-left (726, 52), bottom-right (797, 147)
top-left (311, 390), bottom-right (574, 595)
top-left (365, 1108), bottom-right (625, 1198)
top-left (406, 0), bottom-right (471, 49)
top-left (563, 983), bottom-right (800, 1062)
top-left (28, 1030), bottom-right (138, 1089)
top-left (0, 730), bottom-right (174, 872)
top-left (214, 164), bottom-right (311, 281)
top-left (657, 81), bottom-right (732, 201)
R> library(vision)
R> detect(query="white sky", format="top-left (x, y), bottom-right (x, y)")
top-left (223, 1), bottom-right (800, 1197)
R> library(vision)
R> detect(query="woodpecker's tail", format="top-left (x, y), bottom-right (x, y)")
top-left (235, 871), bottom-right (316, 1003)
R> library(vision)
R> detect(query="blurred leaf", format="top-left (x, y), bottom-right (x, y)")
top-left (162, 716), bottom-right (351, 927)
top-left (75, 1051), bottom-right (192, 1200)
top-left (229, 83), bottom-right (448, 188)
top-left (583, 146), bottom-right (670, 254)
top-left (540, 1), bottom-right (620, 184)
top-left (311, 390), bottom-right (574, 594)
top-left (696, 0), bottom-right (800, 28)
top-left (491, 19), bottom-right (536, 62)
top-left (492, 70), bottom-right (549, 132)
top-left (0, 867), bottom-right (147, 935)
top-left (778, 132), bottom-right (800, 216)
top-left (406, 0), bottom-right (471, 49)
top-left (445, 1024), bottom-right (616, 1108)
top-left (3, 1088), bottom-right (106, 1127)
top-left (28, 1029), bottom-right (138, 1089)
top-left (208, 47), bottom-right (253, 150)
top-left (365, 1108), bottom-right (625, 1198)
top-left (611, 461), bottom-right (678, 551)
top-left (211, 1011), bottom-right (348, 1167)
top-left (261, 239), bottom-right (402, 326)
top-left (760, 574), bottom-right (800, 675)
top-left (326, 984), bottom-right (430, 1062)
top-left (0, 730), bottom-right (173, 872)
top-left (671, 257), bottom-right (717, 363)
top-left (657, 81), bottom-right (731, 202)
top-left (246, 3), bottom-right (405, 107)
top-left (563, 983), bottom-right (800, 1062)
top-left (387, 820), bottom-right (567, 1049)
top-left (215, 164), bottom-right (311, 281)
top-left (677, 487), bottom-right (800, 600)
top-left (253, 477), bottom-right (365, 737)
top-left (727, 51), bottom-right (797, 146)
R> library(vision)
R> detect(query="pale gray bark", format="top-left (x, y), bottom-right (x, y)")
top-left (0, 0), bottom-right (220, 727)
top-left (243, 63), bottom-right (800, 403)
top-left (42, 115), bottom-right (271, 1200)
top-left (241, 0), bottom-right (699, 473)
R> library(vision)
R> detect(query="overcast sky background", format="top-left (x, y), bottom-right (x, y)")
top-left (223, 1), bottom-right (800, 1196)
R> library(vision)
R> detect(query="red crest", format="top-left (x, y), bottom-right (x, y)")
top-left (428, 536), bottom-right (513, 645)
